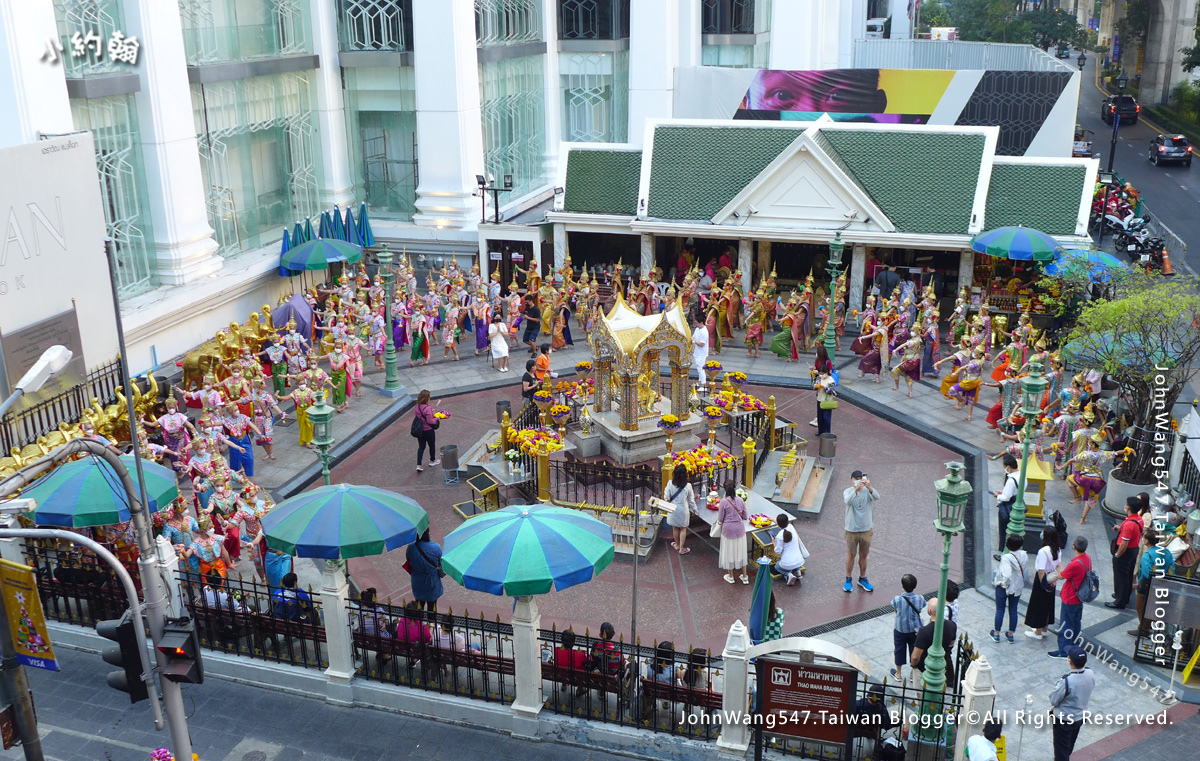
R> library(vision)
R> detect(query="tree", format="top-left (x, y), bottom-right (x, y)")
top-left (918, 0), bottom-right (953, 33)
top-left (1025, 8), bottom-right (1082, 49)
top-left (1116, 0), bottom-right (1153, 51)
top-left (1062, 276), bottom-right (1200, 485)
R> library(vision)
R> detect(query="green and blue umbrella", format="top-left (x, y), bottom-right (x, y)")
top-left (442, 504), bottom-right (614, 597)
top-left (302, 217), bottom-right (316, 243)
top-left (318, 211), bottom-right (333, 240)
top-left (279, 238), bottom-right (363, 271)
top-left (748, 557), bottom-right (774, 645)
top-left (331, 205), bottom-right (345, 241)
top-left (24, 455), bottom-right (179, 528)
top-left (970, 226), bottom-right (1063, 263)
top-left (262, 483), bottom-right (429, 559)
top-left (291, 221), bottom-right (305, 247)
top-left (1044, 248), bottom-right (1126, 279)
top-left (343, 207), bottom-right (361, 246)
top-left (358, 202), bottom-right (375, 248)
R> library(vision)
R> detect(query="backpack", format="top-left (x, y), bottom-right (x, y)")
top-left (1070, 558), bottom-right (1101, 603)
top-left (410, 414), bottom-right (423, 438)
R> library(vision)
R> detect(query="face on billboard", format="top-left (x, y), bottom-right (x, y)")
top-left (745, 70), bottom-right (889, 113)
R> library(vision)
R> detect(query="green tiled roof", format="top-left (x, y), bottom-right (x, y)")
top-left (985, 163), bottom-right (1085, 235)
top-left (646, 126), bottom-right (802, 220)
top-left (562, 149), bottom-right (642, 215)
top-left (817, 129), bottom-right (987, 234)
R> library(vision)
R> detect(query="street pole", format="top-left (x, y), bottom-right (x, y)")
top-left (823, 233), bottom-right (845, 359)
top-left (103, 239), bottom-right (192, 761)
top-left (1006, 362), bottom-right (1048, 540)
top-left (377, 244), bottom-right (404, 398)
top-left (1107, 111), bottom-right (1121, 173)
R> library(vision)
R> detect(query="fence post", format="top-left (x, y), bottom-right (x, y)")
top-left (155, 536), bottom-right (182, 618)
top-left (742, 439), bottom-right (755, 489)
top-left (952, 655), bottom-right (996, 761)
top-left (537, 442), bottom-right (551, 502)
top-left (500, 410), bottom-right (511, 455)
top-left (716, 620), bottom-right (751, 756)
top-left (766, 396), bottom-right (777, 450)
top-left (661, 457), bottom-right (675, 495)
top-left (510, 595), bottom-right (543, 730)
top-left (320, 561), bottom-right (356, 704)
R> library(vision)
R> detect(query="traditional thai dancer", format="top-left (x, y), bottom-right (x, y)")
top-left (186, 515), bottom-right (229, 579)
top-left (474, 295), bottom-right (490, 356)
top-left (231, 483), bottom-right (268, 582)
top-left (145, 396), bottom-right (196, 474)
top-left (409, 308), bottom-right (431, 367)
top-left (221, 402), bottom-right (262, 478)
top-left (247, 377), bottom-right (284, 460)
top-left (891, 335), bottom-right (924, 397)
top-left (856, 317), bottom-right (890, 383)
top-left (324, 339), bottom-right (352, 410)
top-left (1058, 433), bottom-right (1122, 524)
top-left (261, 336), bottom-right (290, 396)
top-left (949, 347), bottom-right (987, 421)
top-left (279, 378), bottom-right (318, 449)
top-left (162, 500), bottom-right (201, 575)
top-left (744, 296), bottom-right (766, 357)
top-left (552, 294), bottom-right (573, 350)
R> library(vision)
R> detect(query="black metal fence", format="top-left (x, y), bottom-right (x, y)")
top-left (546, 459), bottom-right (656, 508)
top-left (1179, 441), bottom-right (1200, 509)
top-left (23, 538), bottom-right (134, 627)
top-left (1, 359), bottom-right (123, 452)
top-left (350, 601), bottom-right (516, 703)
top-left (177, 571), bottom-right (328, 669)
top-left (538, 625), bottom-right (723, 741)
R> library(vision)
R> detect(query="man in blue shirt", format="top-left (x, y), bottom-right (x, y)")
top-left (1129, 528), bottom-right (1174, 637)
top-left (271, 572), bottom-right (314, 622)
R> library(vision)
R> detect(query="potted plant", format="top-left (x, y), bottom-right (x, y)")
top-left (1059, 274), bottom-right (1200, 516)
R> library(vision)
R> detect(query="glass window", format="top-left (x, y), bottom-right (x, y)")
top-left (475, 0), bottom-right (541, 47)
top-left (70, 94), bottom-right (158, 298)
top-left (337, 0), bottom-right (413, 52)
top-left (192, 72), bottom-right (324, 257)
top-left (479, 55), bottom-right (547, 200)
top-left (557, 0), bottom-right (629, 40)
top-left (53, 0), bottom-right (127, 79)
top-left (560, 51), bottom-right (628, 143)
top-left (701, 0), bottom-right (755, 35)
top-left (343, 68), bottom-right (418, 220)
top-left (701, 44), bottom-right (753, 68)
top-left (178, 0), bottom-right (310, 66)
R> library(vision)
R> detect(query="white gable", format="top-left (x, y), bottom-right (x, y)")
top-left (711, 131), bottom-right (894, 233)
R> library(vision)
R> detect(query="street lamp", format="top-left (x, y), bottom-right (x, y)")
top-left (309, 391), bottom-right (335, 485)
top-left (1106, 73), bottom-right (1130, 173)
top-left (916, 462), bottom-right (972, 745)
top-left (376, 244), bottom-right (404, 398)
top-left (1096, 169), bottom-right (1116, 245)
top-left (823, 232), bottom-right (845, 357)
top-left (1077, 52), bottom-right (1087, 71)
top-left (0, 345), bottom-right (74, 419)
top-left (1005, 361), bottom-right (1049, 543)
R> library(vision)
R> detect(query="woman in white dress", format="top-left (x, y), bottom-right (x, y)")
top-left (663, 467), bottom-right (697, 555)
top-left (488, 314), bottom-right (510, 372)
top-left (691, 315), bottom-right (709, 385)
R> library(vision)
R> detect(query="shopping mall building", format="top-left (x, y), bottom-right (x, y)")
top-left (0, 0), bottom-right (1091, 373)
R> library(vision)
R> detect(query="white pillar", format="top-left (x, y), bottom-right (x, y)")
top-left (756, 240), bottom-right (771, 289)
top-left (958, 249), bottom-right (974, 295)
top-left (888, 0), bottom-right (913, 40)
top-left (125, 0), bottom-right (222, 285)
top-left (849, 243), bottom-right (866, 315)
top-left (738, 239), bottom-right (752, 297)
top-left (716, 620), bottom-right (751, 755)
top-left (320, 561), bottom-right (355, 703)
top-left (770, 0), bottom-right (841, 70)
top-left (628, 0), bottom-right (678, 147)
top-left (553, 222), bottom-right (567, 271)
top-left (155, 536), bottom-right (182, 618)
top-left (0, 0), bottom-right (74, 148)
top-left (510, 595), bottom-right (542, 717)
top-left (639, 233), bottom-right (654, 278)
top-left (0, 516), bottom-right (23, 565)
top-left (412, 0), bottom-right (486, 229)
top-left (309, 0), bottom-right (355, 208)
top-left (541, 0), bottom-right (562, 180)
top-left (952, 656), bottom-right (997, 761)
top-left (677, 0), bottom-right (701, 70)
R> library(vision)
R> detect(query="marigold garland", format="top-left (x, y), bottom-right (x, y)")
top-left (507, 427), bottom-right (563, 455)
top-left (657, 414), bottom-right (682, 432)
top-left (671, 444), bottom-right (735, 476)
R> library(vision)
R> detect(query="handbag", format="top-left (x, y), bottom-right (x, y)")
top-left (710, 521), bottom-right (722, 538)
top-left (819, 399), bottom-right (839, 410)
top-left (414, 540), bottom-right (447, 578)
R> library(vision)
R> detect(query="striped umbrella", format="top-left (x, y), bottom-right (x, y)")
top-left (1044, 248), bottom-right (1127, 278)
top-left (442, 504), bottom-right (614, 597)
top-left (24, 455), bottom-right (179, 528)
top-left (302, 217), bottom-right (316, 243)
top-left (358, 202), bottom-right (375, 248)
top-left (262, 483), bottom-right (429, 559)
top-left (970, 226), bottom-right (1063, 262)
top-left (277, 227), bottom-right (294, 277)
top-left (291, 221), bottom-right (305, 247)
top-left (747, 557), bottom-right (774, 645)
top-left (343, 207), bottom-right (361, 246)
top-left (279, 239), bottom-right (363, 271)
top-left (318, 211), bottom-right (333, 239)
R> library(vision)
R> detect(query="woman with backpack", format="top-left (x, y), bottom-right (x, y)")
top-left (991, 534), bottom-right (1028, 643)
top-left (411, 389), bottom-right (440, 472)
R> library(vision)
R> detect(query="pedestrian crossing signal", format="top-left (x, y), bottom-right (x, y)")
top-left (156, 618), bottom-right (203, 684)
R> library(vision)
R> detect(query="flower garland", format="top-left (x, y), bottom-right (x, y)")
top-left (713, 390), bottom-right (766, 412)
top-left (703, 360), bottom-right (723, 373)
top-left (725, 371), bottom-right (748, 386)
top-left (575, 361), bottom-right (593, 374)
top-left (749, 513), bottom-right (773, 529)
top-left (550, 404), bottom-right (571, 420)
top-left (702, 405), bottom-right (725, 422)
top-left (657, 414), bottom-right (682, 432)
top-left (671, 444), bottom-right (736, 476)
top-left (533, 389), bottom-right (553, 403)
top-left (508, 427), bottom-right (563, 455)
top-left (433, 410), bottom-right (452, 420)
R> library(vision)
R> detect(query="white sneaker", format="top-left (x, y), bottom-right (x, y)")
top-left (416, 466), bottom-right (424, 472)
top-left (723, 574), bottom-right (736, 584)
top-left (1024, 630), bottom-right (1044, 640)
top-left (430, 459), bottom-right (441, 466)
top-left (786, 573), bottom-right (797, 586)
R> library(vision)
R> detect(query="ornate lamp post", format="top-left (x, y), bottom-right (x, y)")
top-left (823, 232), bottom-right (845, 357)
top-left (916, 462), bottom-right (972, 744)
top-left (1006, 361), bottom-right (1049, 541)
top-left (377, 244), bottom-right (404, 398)
top-left (1106, 73), bottom-right (1129, 174)
top-left (1077, 52), bottom-right (1086, 71)
top-left (309, 391), bottom-right (336, 485)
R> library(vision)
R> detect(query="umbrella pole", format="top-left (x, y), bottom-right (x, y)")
top-left (630, 494), bottom-right (640, 681)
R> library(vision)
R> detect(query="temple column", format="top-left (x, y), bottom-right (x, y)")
top-left (849, 243), bottom-right (866, 313)
top-left (958, 249), bottom-right (974, 295)
top-left (618, 370), bottom-right (637, 431)
top-left (594, 357), bottom-right (611, 413)
top-left (553, 223), bottom-right (567, 272)
top-left (639, 233), bottom-right (654, 279)
top-left (738, 238), bottom-right (752, 297)
top-left (309, 0), bottom-right (355, 208)
top-left (670, 361), bottom-right (689, 419)
top-left (756, 240), bottom-right (771, 285)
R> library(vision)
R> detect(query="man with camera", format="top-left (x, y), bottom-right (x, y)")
top-left (843, 470), bottom-right (880, 593)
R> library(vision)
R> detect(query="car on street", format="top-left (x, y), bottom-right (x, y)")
top-left (1101, 94), bottom-right (1140, 124)
top-left (1055, 46), bottom-right (1070, 59)
top-left (1148, 134), bottom-right (1192, 167)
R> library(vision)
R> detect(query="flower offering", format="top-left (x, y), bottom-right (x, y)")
top-left (671, 444), bottom-right (736, 475)
top-left (657, 413), bottom-right (682, 432)
top-left (508, 427), bottom-right (564, 455)
top-left (550, 404), bottom-right (571, 420)
top-left (749, 514), bottom-right (773, 528)
top-left (575, 361), bottom-right (592, 374)
top-left (704, 360), bottom-right (723, 373)
top-left (433, 410), bottom-right (451, 420)
top-left (702, 405), bottom-right (724, 421)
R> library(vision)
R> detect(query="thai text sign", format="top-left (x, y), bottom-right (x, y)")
top-left (760, 659), bottom-right (855, 743)
top-left (0, 560), bottom-right (58, 671)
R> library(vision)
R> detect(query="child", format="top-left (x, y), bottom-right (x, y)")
top-left (587, 621), bottom-right (626, 677)
top-left (890, 573), bottom-right (923, 681)
top-left (534, 343), bottom-right (554, 384)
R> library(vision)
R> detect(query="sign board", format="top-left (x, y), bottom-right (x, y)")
top-left (0, 560), bottom-right (58, 671)
top-left (0, 309), bottom-right (86, 409)
top-left (0, 133), bottom-right (118, 405)
top-left (0, 704), bottom-right (14, 749)
top-left (760, 659), bottom-right (856, 744)
top-left (489, 251), bottom-right (502, 261)
top-left (1148, 576), bottom-right (1200, 629)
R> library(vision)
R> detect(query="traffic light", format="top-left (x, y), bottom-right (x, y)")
top-left (156, 618), bottom-right (203, 685)
top-left (96, 611), bottom-right (148, 703)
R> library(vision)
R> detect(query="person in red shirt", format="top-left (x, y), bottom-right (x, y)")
top-left (1047, 536), bottom-right (1091, 658)
top-left (1106, 497), bottom-right (1144, 610)
top-left (553, 629), bottom-right (587, 670)
top-left (396, 600), bottom-right (432, 645)
top-left (534, 343), bottom-right (554, 383)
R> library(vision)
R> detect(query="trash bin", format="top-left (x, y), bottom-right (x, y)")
top-left (818, 433), bottom-right (837, 463)
top-left (441, 445), bottom-right (460, 485)
top-left (496, 400), bottom-right (512, 424)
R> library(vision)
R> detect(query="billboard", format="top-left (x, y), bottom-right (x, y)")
top-left (0, 133), bottom-right (117, 407)
top-left (0, 560), bottom-right (58, 671)
top-left (760, 659), bottom-right (857, 744)
top-left (676, 66), bottom-right (1078, 157)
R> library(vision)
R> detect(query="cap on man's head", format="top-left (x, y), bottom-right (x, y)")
top-left (851, 470), bottom-right (865, 480)
top-left (1067, 646), bottom-right (1088, 666)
